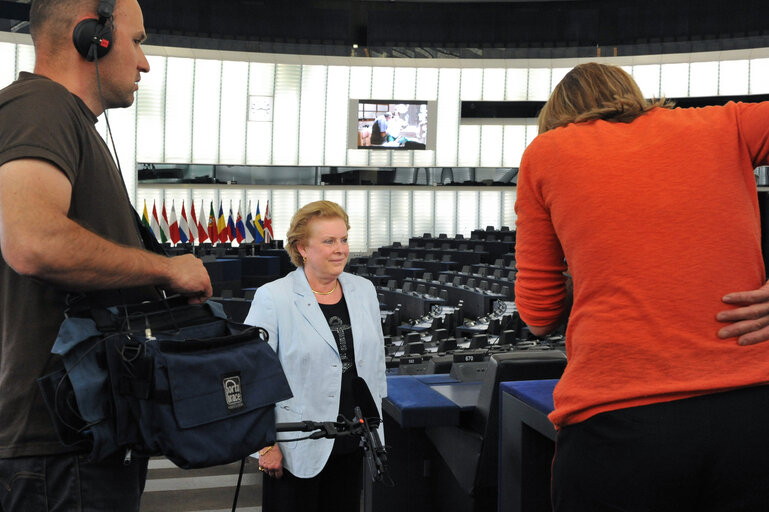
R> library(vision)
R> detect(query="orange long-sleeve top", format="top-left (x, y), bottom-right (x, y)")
top-left (514, 102), bottom-right (769, 428)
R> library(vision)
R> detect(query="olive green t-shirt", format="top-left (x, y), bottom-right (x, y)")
top-left (0, 72), bottom-right (156, 457)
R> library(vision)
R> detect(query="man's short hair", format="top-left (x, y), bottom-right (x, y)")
top-left (30, 0), bottom-right (99, 47)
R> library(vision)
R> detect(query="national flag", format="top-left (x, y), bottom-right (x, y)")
top-left (244, 200), bottom-right (255, 243)
top-left (160, 201), bottom-right (172, 243)
top-left (263, 200), bottom-right (274, 243)
top-left (227, 201), bottom-right (237, 243)
top-left (141, 200), bottom-right (154, 237)
top-left (169, 200), bottom-right (181, 245)
top-left (253, 200), bottom-right (265, 243)
top-left (192, 200), bottom-right (208, 243)
top-left (235, 201), bottom-right (246, 243)
top-left (217, 202), bottom-right (228, 243)
top-left (151, 200), bottom-right (164, 243)
top-left (179, 201), bottom-right (191, 244)
top-left (207, 201), bottom-right (218, 243)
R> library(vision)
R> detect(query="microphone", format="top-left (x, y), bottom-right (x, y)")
top-left (352, 377), bottom-right (393, 486)
top-left (352, 376), bottom-right (381, 425)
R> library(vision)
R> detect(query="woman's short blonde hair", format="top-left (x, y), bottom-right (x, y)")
top-left (537, 62), bottom-right (674, 134)
top-left (285, 200), bottom-right (350, 267)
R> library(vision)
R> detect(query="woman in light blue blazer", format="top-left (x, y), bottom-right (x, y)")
top-left (244, 200), bottom-right (387, 512)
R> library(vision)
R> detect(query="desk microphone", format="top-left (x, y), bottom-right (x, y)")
top-left (273, 378), bottom-right (392, 485)
top-left (352, 377), bottom-right (393, 486)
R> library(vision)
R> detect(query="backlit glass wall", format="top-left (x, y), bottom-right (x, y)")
top-left (2, 32), bottom-right (768, 251)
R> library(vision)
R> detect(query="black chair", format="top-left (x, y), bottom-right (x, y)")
top-left (426, 351), bottom-right (567, 512)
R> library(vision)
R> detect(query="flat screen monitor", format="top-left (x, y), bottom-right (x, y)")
top-left (349, 99), bottom-right (436, 150)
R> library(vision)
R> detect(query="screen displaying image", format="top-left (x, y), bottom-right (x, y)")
top-left (356, 100), bottom-right (428, 149)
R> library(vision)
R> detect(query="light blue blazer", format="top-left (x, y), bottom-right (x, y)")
top-left (244, 268), bottom-right (387, 478)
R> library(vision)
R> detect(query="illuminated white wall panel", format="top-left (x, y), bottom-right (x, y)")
top-left (389, 190), bottom-right (412, 243)
top-left (345, 190), bottom-right (368, 252)
top-left (393, 67), bottom-right (417, 100)
top-left (660, 62), bottom-right (689, 98)
top-left (501, 190), bottom-right (517, 230)
top-left (164, 57), bottom-right (194, 163)
top-left (391, 151), bottom-right (412, 168)
top-left (192, 59), bottom-right (222, 163)
top-left (688, 61), bottom-right (718, 97)
top-left (413, 150), bottom-right (436, 167)
top-left (416, 67), bottom-right (439, 101)
top-left (323, 189), bottom-right (346, 208)
top-left (479, 190), bottom-right (501, 231)
top-left (505, 68), bottom-right (528, 100)
top-left (456, 190), bottom-right (479, 236)
top-left (16, 44), bottom-right (34, 73)
top-left (0, 42), bottom-right (15, 87)
top-left (719, 60), bottom-right (749, 96)
top-left (136, 55), bottom-right (166, 163)
top-left (246, 62), bottom-right (276, 165)
top-left (434, 190), bottom-right (457, 236)
top-left (325, 66), bottom-right (350, 165)
top-left (482, 69), bottom-right (506, 101)
top-left (297, 189), bottom-right (323, 208)
top-left (298, 65), bottom-right (328, 165)
top-left (367, 190), bottom-right (391, 250)
top-left (270, 190), bottom-right (298, 241)
top-left (368, 150), bottom-right (392, 167)
top-left (503, 125), bottom-right (528, 168)
top-left (219, 61), bottom-right (249, 165)
top-left (272, 64), bottom-right (301, 165)
top-left (458, 125), bottom-right (481, 167)
top-left (371, 67), bottom-right (395, 99)
top-left (412, 191), bottom-right (434, 237)
top-left (435, 68), bottom-right (461, 166)
top-left (632, 64), bottom-right (661, 99)
top-left (480, 125), bottom-right (503, 168)
top-left (106, 104), bottom-right (138, 197)
top-left (349, 66), bottom-right (372, 99)
top-left (527, 68), bottom-right (552, 100)
top-left (750, 58), bottom-right (769, 94)
top-left (460, 68), bottom-right (484, 101)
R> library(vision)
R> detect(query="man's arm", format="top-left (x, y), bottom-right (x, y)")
top-left (716, 281), bottom-right (769, 346)
top-left (0, 159), bottom-right (212, 302)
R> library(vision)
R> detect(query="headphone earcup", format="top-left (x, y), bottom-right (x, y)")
top-left (72, 18), bottom-right (113, 61)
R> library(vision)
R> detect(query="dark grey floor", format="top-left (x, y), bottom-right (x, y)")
top-left (140, 457), bottom-right (262, 512)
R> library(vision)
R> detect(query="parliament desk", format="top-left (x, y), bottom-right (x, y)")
top-left (366, 375), bottom-right (482, 512)
top-left (499, 379), bottom-right (558, 512)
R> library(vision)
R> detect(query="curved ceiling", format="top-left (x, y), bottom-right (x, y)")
top-left (1, 0), bottom-right (768, 57)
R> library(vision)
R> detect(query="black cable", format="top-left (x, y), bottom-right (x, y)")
top-left (231, 457), bottom-right (246, 512)
top-left (93, 54), bottom-right (123, 175)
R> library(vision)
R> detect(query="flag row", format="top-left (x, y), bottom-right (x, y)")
top-left (140, 199), bottom-right (274, 245)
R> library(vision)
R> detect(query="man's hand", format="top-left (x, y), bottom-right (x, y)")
top-left (716, 281), bottom-right (769, 346)
top-left (164, 254), bottom-right (213, 303)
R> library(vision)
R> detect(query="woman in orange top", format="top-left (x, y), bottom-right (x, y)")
top-left (515, 62), bottom-right (769, 511)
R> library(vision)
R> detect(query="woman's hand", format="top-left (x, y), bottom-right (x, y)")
top-left (257, 444), bottom-right (283, 479)
top-left (717, 281), bottom-right (769, 346)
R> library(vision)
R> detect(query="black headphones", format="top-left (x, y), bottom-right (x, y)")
top-left (72, 0), bottom-right (116, 61)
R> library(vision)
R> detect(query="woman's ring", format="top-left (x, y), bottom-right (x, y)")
top-left (258, 466), bottom-right (265, 472)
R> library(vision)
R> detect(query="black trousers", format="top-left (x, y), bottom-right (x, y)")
top-left (0, 450), bottom-right (147, 512)
top-left (262, 449), bottom-right (364, 512)
top-left (552, 384), bottom-right (769, 512)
